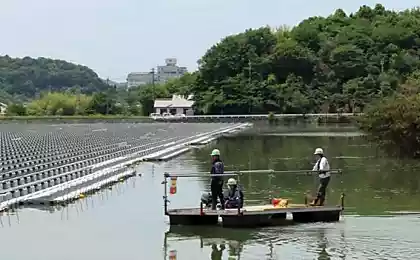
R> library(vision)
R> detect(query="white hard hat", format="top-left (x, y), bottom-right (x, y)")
top-left (227, 178), bottom-right (237, 185)
top-left (210, 149), bottom-right (220, 156)
top-left (314, 148), bottom-right (324, 155)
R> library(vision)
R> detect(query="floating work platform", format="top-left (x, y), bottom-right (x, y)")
top-left (162, 171), bottom-right (344, 228)
top-left (167, 204), bottom-right (343, 228)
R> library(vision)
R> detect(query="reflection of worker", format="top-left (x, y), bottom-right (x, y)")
top-left (210, 149), bottom-right (225, 210)
top-left (316, 228), bottom-right (330, 260)
top-left (224, 178), bottom-right (244, 209)
top-left (311, 148), bottom-right (331, 206)
top-left (211, 244), bottom-right (225, 260)
top-left (227, 240), bottom-right (242, 259)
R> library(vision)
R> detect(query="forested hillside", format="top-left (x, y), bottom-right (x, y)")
top-left (4, 4), bottom-right (420, 118)
top-left (0, 55), bottom-right (109, 103)
top-left (188, 4), bottom-right (420, 114)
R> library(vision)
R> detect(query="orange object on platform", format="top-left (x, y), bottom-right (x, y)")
top-left (272, 198), bottom-right (289, 207)
top-left (169, 177), bottom-right (178, 194)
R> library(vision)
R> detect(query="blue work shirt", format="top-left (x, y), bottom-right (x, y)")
top-left (211, 159), bottom-right (224, 181)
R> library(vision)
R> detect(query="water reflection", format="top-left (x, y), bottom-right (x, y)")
top-left (163, 224), bottom-right (349, 260)
top-left (0, 209), bottom-right (20, 227)
top-left (316, 228), bottom-right (331, 260)
top-left (164, 226), bottom-right (252, 260)
top-left (210, 244), bottom-right (225, 260)
top-left (0, 176), bottom-right (138, 227)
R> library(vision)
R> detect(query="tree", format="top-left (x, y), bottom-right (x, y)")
top-left (0, 55), bottom-right (110, 102)
top-left (6, 103), bottom-right (27, 116)
top-left (359, 81), bottom-right (420, 158)
top-left (25, 92), bottom-right (92, 116)
top-left (5, 4), bottom-right (420, 120)
top-left (136, 84), bottom-right (171, 116)
top-left (185, 4), bottom-right (420, 115)
top-left (87, 92), bottom-right (112, 115)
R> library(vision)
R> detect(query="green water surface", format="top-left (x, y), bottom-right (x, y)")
top-left (1, 123), bottom-right (419, 260)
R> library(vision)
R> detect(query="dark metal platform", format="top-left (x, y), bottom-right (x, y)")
top-left (167, 204), bottom-right (343, 228)
top-left (162, 172), bottom-right (345, 228)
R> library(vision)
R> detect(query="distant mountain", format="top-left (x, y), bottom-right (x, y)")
top-left (0, 55), bottom-right (111, 103)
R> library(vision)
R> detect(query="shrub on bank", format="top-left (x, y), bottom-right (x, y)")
top-left (267, 112), bottom-right (277, 124)
top-left (359, 85), bottom-right (420, 158)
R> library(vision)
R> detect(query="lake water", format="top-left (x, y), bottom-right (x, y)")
top-left (1, 124), bottom-right (420, 260)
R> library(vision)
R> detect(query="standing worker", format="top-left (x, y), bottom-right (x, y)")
top-left (311, 148), bottom-right (331, 206)
top-left (210, 149), bottom-right (225, 210)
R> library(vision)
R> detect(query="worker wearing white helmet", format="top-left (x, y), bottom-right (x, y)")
top-left (210, 148), bottom-right (225, 210)
top-left (311, 147), bottom-right (331, 206)
top-left (227, 178), bottom-right (237, 186)
top-left (225, 178), bottom-right (244, 209)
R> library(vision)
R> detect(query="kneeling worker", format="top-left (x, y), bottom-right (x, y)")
top-left (311, 148), bottom-right (330, 206)
top-left (224, 178), bottom-right (244, 209)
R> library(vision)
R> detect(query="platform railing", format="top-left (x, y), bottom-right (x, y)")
top-left (162, 172), bottom-right (240, 216)
top-left (162, 169), bottom-right (345, 217)
top-left (168, 169), bottom-right (343, 175)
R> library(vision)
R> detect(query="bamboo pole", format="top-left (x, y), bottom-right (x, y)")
top-left (165, 169), bottom-right (342, 177)
top-left (164, 173), bottom-right (239, 178)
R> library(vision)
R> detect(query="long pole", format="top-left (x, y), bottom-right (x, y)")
top-left (151, 68), bottom-right (155, 99)
top-left (164, 173), bottom-right (240, 178)
top-left (151, 67), bottom-right (156, 115)
top-left (248, 60), bottom-right (252, 114)
top-left (165, 169), bottom-right (343, 176)
top-left (163, 174), bottom-right (168, 215)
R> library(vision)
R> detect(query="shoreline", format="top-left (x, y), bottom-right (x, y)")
top-left (0, 113), bottom-right (361, 124)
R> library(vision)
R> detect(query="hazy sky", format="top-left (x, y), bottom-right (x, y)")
top-left (0, 0), bottom-right (418, 81)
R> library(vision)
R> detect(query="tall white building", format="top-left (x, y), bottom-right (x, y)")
top-left (156, 58), bottom-right (188, 83)
top-left (127, 72), bottom-right (154, 88)
top-left (126, 58), bottom-right (187, 88)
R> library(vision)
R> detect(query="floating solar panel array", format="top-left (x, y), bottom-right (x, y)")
top-left (0, 122), bottom-right (249, 209)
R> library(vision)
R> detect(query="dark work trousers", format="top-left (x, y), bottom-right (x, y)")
top-left (315, 176), bottom-right (330, 206)
top-left (211, 179), bottom-right (224, 210)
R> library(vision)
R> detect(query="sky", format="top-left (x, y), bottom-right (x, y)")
top-left (0, 0), bottom-right (419, 82)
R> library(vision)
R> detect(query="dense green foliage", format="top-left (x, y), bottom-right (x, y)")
top-left (359, 75), bottom-right (420, 158)
top-left (5, 89), bottom-right (143, 116)
top-left (5, 79), bottom-right (191, 117)
top-left (5, 3), bottom-right (420, 131)
top-left (0, 55), bottom-right (109, 103)
top-left (0, 53), bottom-right (195, 116)
top-left (188, 5), bottom-right (420, 114)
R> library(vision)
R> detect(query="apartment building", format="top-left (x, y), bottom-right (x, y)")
top-left (126, 72), bottom-right (154, 88)
top-left (156, 58), bottom-right (188, 83)
top-left (126, 58), bottom-right (187, 88)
